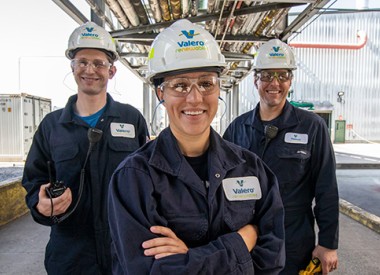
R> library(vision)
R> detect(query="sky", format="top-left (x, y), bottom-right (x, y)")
top-left (1, 0), bottom-right (378, 109)
top-left (1, 0), bottom-right (143, 109)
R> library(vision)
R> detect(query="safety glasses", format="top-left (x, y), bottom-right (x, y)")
top-left (256, 71), bottom-right (293, 83)
top-left (159, 76), bottom-right (220, 97)
top-left (71, 59), bottom-right (112, 71)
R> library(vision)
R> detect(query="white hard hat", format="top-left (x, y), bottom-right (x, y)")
top-left (147, 19), bottom-right (227, 82)
top-left (254, 39), bottom-right (297, 70)
top-left (66, 22), bottom-right (118, 61)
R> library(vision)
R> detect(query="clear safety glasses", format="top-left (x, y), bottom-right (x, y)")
top-left (256, 71), bottom-right (293, 83)
top-left (159, 76), bottom-right (220, 97)
top-left (71, 59), bottom-right (112, 71)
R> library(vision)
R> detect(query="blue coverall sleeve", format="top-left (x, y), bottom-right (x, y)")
top-left (22, 123), bottom-right (55, 226)
top-left (311, 120), bottom-right (339, 249)
top-left (249, 160), bottom-right (285, 275)
top-left (108, 167), bottom-right (255, 274)
top-left (136, 113), bottom-right (150, 145)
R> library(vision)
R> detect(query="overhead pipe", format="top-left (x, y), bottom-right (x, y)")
top-left (148, 0), bottom-right (162, 22)
top-left (254, 9), bottom-right (279, 36)
top-left (159, 0), bottom-right (171, 21)
top-left (289, 31), bottom-right (367, 50)
top-left (111, 2), bottom-right (303, 37)
top-left (181, 0), bottom-right (190, 18)
top-left (118, 0), bottom-right (140, 26)
top-left (191, 0), bottom-right (199, 16)
top-left (213, 0), bottom-right (228, 38)
top-left (219, 0), bottom-right (239, 46)
top-left (207, 0), bottom-right (216, 14)
top-left (105, 0), bottom-right (130, 28)
top-left (169, 0), bottom-right (182, 19)
top-left (266, 8), bottom-right (288, 36)
top-left (129, 0), bottom-right (149, 25)
top-left (86, 0), bottom-right (115, 29)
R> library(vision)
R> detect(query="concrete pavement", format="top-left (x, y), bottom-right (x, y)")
top-left (333, 143), bottom-right (380, 234)
top-left (1, 142), bottom-right (380, 274)
top-left (1, 210), bottom-right (379, 274)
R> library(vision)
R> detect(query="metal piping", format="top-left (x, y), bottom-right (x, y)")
top-left (219, 0), bottom-right (239, 46)
top-left (159, 0), bottom-right (171, 21)
top-left (254, 9), bottom-right (279, 36)
top-left (118, 0), bottom-right (140, 26)
top-left (181, 0), bottom-right (190, 18)
top-left (86, 0), bottom-right (115, 29)
top-left (169, 0), bottom-right (182, 19)
top-left (111, 2), bottom-right (303, 37)
top-left (214, 0), bottom-right (228, 39)
top-left (191, 0), bottom-right (199, 16)
top-left (149, 0), bottom-right (162, 22)
top-left (130, 0), bottom-right (149, 25)
top-left (105, 0), bottom-right (130, 28)
top-left (289, 31), bottom-right (367, 50)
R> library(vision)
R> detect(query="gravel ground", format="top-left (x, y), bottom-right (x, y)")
top-left (0, 167), bottom-right (24, 182)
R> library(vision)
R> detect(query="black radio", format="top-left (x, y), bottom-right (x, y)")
top-left (46, 180), bottom-right (66, 198)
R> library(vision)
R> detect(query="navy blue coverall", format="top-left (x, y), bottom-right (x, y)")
top-left (22, 94), bottom-right (149, 275)
top-left (108, 127), bottom-right (285, 274)
top-left (223, 101), bottom-right (339, 274)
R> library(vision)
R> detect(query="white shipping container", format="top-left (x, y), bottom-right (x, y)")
top-left (0, 93), bottom-right (51, 161)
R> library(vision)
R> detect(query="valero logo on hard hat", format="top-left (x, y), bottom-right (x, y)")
top-left (66, 22), bottom-right (118, 61)
top-left (268, 46), bottom-right (285, 58)
top-left (176, 29), bottom-right (206, 53)
top-left (146, 19), bottom-right (227, 81)
top-left (81, 27), bottom-right (100, 40)
top-left (179, 30), bottom-right (199, 39)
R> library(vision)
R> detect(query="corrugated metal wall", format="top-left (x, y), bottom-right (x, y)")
top-left (234, 11), bottom-right (380, 142)
top-left (0, 94), bottom-right (52, 161)
top-left (290, 11), bottom-right (380, 142)
top-left (0, 95), bottom-right (23, 160)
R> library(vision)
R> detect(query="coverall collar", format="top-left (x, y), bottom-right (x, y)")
top-left (149, 127), bottom-right (245, 178)
top-left (59, 93), bottom-right (120, 124)
top-left (244, 101), bottom-right (300, 132)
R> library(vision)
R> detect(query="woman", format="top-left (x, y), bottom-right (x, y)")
top-left (108, 19), bottom-right (285, 274)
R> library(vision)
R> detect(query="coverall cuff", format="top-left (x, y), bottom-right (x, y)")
top-left (318, 239), bottom-right (338, 250)
top-left (30, 203), bottom-right (55, 226)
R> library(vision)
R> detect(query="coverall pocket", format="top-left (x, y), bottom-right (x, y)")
top-left (276, 145), bottom-right (311, 186)
top-left (166, 214), bottom-right (208, 247)
top-left (223, 200), bottom-right (255, 231)
top-left (108, 137), bottom-right (139, 152)
top-left (108, 137), bottom-right (140, 169)
top-left (51, 143), bottom-right (80, 188)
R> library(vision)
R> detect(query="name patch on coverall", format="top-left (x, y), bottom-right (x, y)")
top-left (110, 123), bottom-right (135, 138)
top-left (284, 132), bottom-right (308, 144)
top-left (222, 176), bottom-right (262, 201)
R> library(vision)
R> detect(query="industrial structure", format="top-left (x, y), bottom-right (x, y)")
top-left (0, 94), bottom-right (51, 161)
top-left (48, 1), bottom-right (380, 141)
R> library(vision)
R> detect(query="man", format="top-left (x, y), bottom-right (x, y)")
top-left (108, 19), bottom-right (285, 274)
top-left (223, 39), bottom-right (339, 274)
top-left (22, 22), bottom-right (149, 274)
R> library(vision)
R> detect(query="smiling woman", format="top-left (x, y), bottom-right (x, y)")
top-left (108, 19), bottom-right (286, 274)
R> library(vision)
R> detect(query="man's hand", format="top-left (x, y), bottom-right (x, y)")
top-left (142, 226), bottom-right (189, 259)
top-left (36, 183), bottom-right (72, 217)
top-left (312, 245), bottom-right (338, 274)
top-left (237, 224), bottom-right (259, 252)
